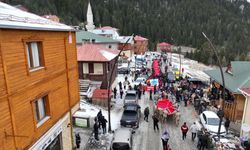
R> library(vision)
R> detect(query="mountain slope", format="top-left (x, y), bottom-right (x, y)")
top-left (4, 0), bottom-right (250, 65)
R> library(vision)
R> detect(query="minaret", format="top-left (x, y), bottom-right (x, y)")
top-left (85, 2), bottom-right (95, 31)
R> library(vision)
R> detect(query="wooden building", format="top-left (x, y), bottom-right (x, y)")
top-left (205, 61), bottom-right (250, 122)
top-left (77, 44), bottom-right (119, 89)
top-left (134, 35), bottom-right (148, 55)
top-left (117, 36), bottom-right (134, 58)
top-left (0, 2), bottom-right (79, 150)
top-left (156, 42), bottom-right (171, 53)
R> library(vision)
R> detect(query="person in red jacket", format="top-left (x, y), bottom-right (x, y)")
top-left (181, 122), bottom-right (189, 140)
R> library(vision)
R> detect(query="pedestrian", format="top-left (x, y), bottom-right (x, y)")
top-left (101, 116), bottom-right (107, 134)
top-left (97, 110), bottom-right (102, 129)
top-left (150, 89), bottom-right (153, 100)
top-left (113, 87), bottom-right (117, 99)
top-left (181, 122), bottom-right (189, 140)
top-left (245, 139), bottom-right (250, 150)
top-left (138, 88), bottom-right (142, 99)
top-left (161, 127), bottom-right (170, 150)
top-left (93, 121), bottom-right (99, 140)
top-left (184, 94), bottom-right (188, 107)
top-left (154, 85), bottom-right (157, 94)
top-left (144, 107), bottom-right (149, 122)
top-left (75, 133), bottom-right (81, 148)
top-left (120, 89), bottom-right (124, 99)
top-left (224, 117), bottom-right (230, 134)
top-left (152, 113), bottom-right (159, 131)
top-left (190, 122), bottom-right (198, 141)
top-left (119, 81), bottom-right (122, 90)
top-left (125, 76), bottom-right (128, 81)
top-left (199, 131), bottom-right (208, 150)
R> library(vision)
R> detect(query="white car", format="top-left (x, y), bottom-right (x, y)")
top-left (199, 111), bottom-right (226, 135)
top-left (133, 77), bottom-right (146, 86)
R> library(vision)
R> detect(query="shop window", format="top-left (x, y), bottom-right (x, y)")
top-left (34, 95), bottom-right (50, 127)
top-left (26, 42), bottom-right (44, 70)
top-left (89, 63), bottom-right (94, 73)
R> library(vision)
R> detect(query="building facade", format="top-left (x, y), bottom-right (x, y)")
top-left (0, 2), bottom-right (79, 150)
top-left (77, 44), bottom-right (119, 89)
top-left (134, 35), bottom-right (148, 54)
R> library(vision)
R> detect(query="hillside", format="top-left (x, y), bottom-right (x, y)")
top-left (4, 0), bottom-right (250, 65)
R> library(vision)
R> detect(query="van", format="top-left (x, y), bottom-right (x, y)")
top-left (111, 128), bottom-right (134, 150)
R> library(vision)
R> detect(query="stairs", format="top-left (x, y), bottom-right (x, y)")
top-left (79, 80), bottom-right (91, 97)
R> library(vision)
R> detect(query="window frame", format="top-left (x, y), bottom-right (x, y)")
top-left (32, 94), bottom-right (50, 127)
top-left (23, 39), bottom-right (45, 73)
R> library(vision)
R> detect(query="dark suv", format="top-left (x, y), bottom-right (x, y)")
top-left (120, 103), bottom-right (141, 128)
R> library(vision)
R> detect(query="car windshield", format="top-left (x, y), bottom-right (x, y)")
top-left (207, 118), bottom-right (220, 125)
top-left (125, 94), bottom-right (136, 100)
top-left (135, 78), bottom-right (144, 83)
top-left (124, 110), bottom-right (137, 116)
top-left (112, 143), bottom-right (129, 150)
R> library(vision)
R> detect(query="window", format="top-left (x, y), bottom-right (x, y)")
top-left (26, 42), bottom-right (44, 70)
top-left (89, 63), bottom-right (94, 73)
top-left (34, 96), bottom-right (49, 125)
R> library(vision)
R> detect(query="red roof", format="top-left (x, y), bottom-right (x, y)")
top-left (158, 42), bottom-right (171, 46)
top-left (97, 26), bottom-right (118, 30)
top-left (92, 89), bottom-right (112, 99)
top-left (77, 44), bottom-right (119, 62)
top-left (134, 35), bottom-right (148, 41)
top-left (240, 88), bottom-right (250, 96)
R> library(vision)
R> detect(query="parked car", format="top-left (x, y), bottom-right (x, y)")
top-left (199, 111), bottom-right (226, 135)
top-left (118, 67), bottom-right (130, 74)
top-left (124, 90), bottom-right (137, 104)
top-left (120, 103), bottom-right (141, 128)
top-left (133, 77), bottom-right (146, 86)
top-left (167, 71), bottom-right (175, 83)
top-left (111, 128), bottom-right (135, 150)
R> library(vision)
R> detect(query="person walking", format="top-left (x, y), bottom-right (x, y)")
top-left (101, 116), bottom-right (107, 134)
top-left (199, 131), bottom-right (208, 150)
top-left (113, 87), bottom-right (117, 99)
top-left (190, 122), bottom-right (198, 141)
top-left (161, 127), bottom-right (170, 150)
top-left (93, 121), bottom-right (99, 140)
top-left (120, 89), bottom-right (124, 99)
top-left (75, 133), bottom-right (81, 149)
top-left (154, 85), bottom-right (157, 94)
top-left (181, 122), bottom-right (189, 140)
top-left (150, 89), bottom-right (153, 100)
top-left (119, 81), bottom-right (122, 90)
top-left (224, 118), bottom-right (230, 134)
top-left (144, 107), bottom-right (149, 122)
top-left (97, 110), bottom-right (102, 129)
top-left (152, 113), bottom-right (159, 131)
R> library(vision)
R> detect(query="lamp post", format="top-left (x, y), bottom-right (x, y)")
top-left (202, 32), bottom-right (225, 139)
top-left (107, 34), bottom-right (133, 132)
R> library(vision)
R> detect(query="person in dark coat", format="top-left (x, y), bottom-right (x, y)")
top-left (150, 89), bottom-right (153, 100)
top-left (118, 81), bottom-right (122, 90)
top-left (75, 133), bottom-right (81, 148)
top-left (97, 110), bottom-right (102, 129)
top-left (245, 139), bottom-right (250, 150)
top-left (181, 122), bottom-right (189, 140)
top-left (93, 121), bottom-right (99, 140)
top-left (224, 118), bottom-right (230, 134)
top-left (184, 94), bottom-right (188, 107)
top-left (144, 107), bottom-right (150, 122)
top-left (199, 132), bottom-right (208, 150)
top-left (113, 87), bottom-right (117, 99)
top-left (120, 89), bottom-right (124, 99)
top-left (101, 116), bottom-right (107, 134)
top-left (152, 113), bottom-right (159, 131)
top-left (154, 85), bottom-right (157, 94)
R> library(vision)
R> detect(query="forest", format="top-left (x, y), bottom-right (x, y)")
top-left (4, 0), bottom-right (250, 65)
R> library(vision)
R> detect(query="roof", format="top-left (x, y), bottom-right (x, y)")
top-left (158, 42), bottom-right (171, 46)
top-left (117, 36), bottom-right (134, 44)
top-left (134, 35), bottom-right (148, 41)
top-left (77, 44), bottom-right (119, 62)
top-left (0, 2), bottom-right (73, 31)
top-left (113, 128), bottom-right (132, 143)
top-left (92, 89), bottom-right (112, 99)
top-left (202, 111), bottom-right (219, 118)
top-left (97, 26), bottom-right (118, 30)
top-left (76, 31), bottom-right (119, 44)
top-left (204, 61), bottom-right (250, 93)
top-left (239, 88), bottom-right (250, 96)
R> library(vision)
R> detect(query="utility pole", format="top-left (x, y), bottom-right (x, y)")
top-left (107, 35), bottom-right (133, 132)
top-left (202, 32), bottom-right (225, 139)
top-left (178, 47), bottom-right (182, 76)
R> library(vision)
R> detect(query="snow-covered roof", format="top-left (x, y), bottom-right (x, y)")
top-left (117, 36), bottom-right (134, 44)
top-left (0, 2), bottom-right (73, 31)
